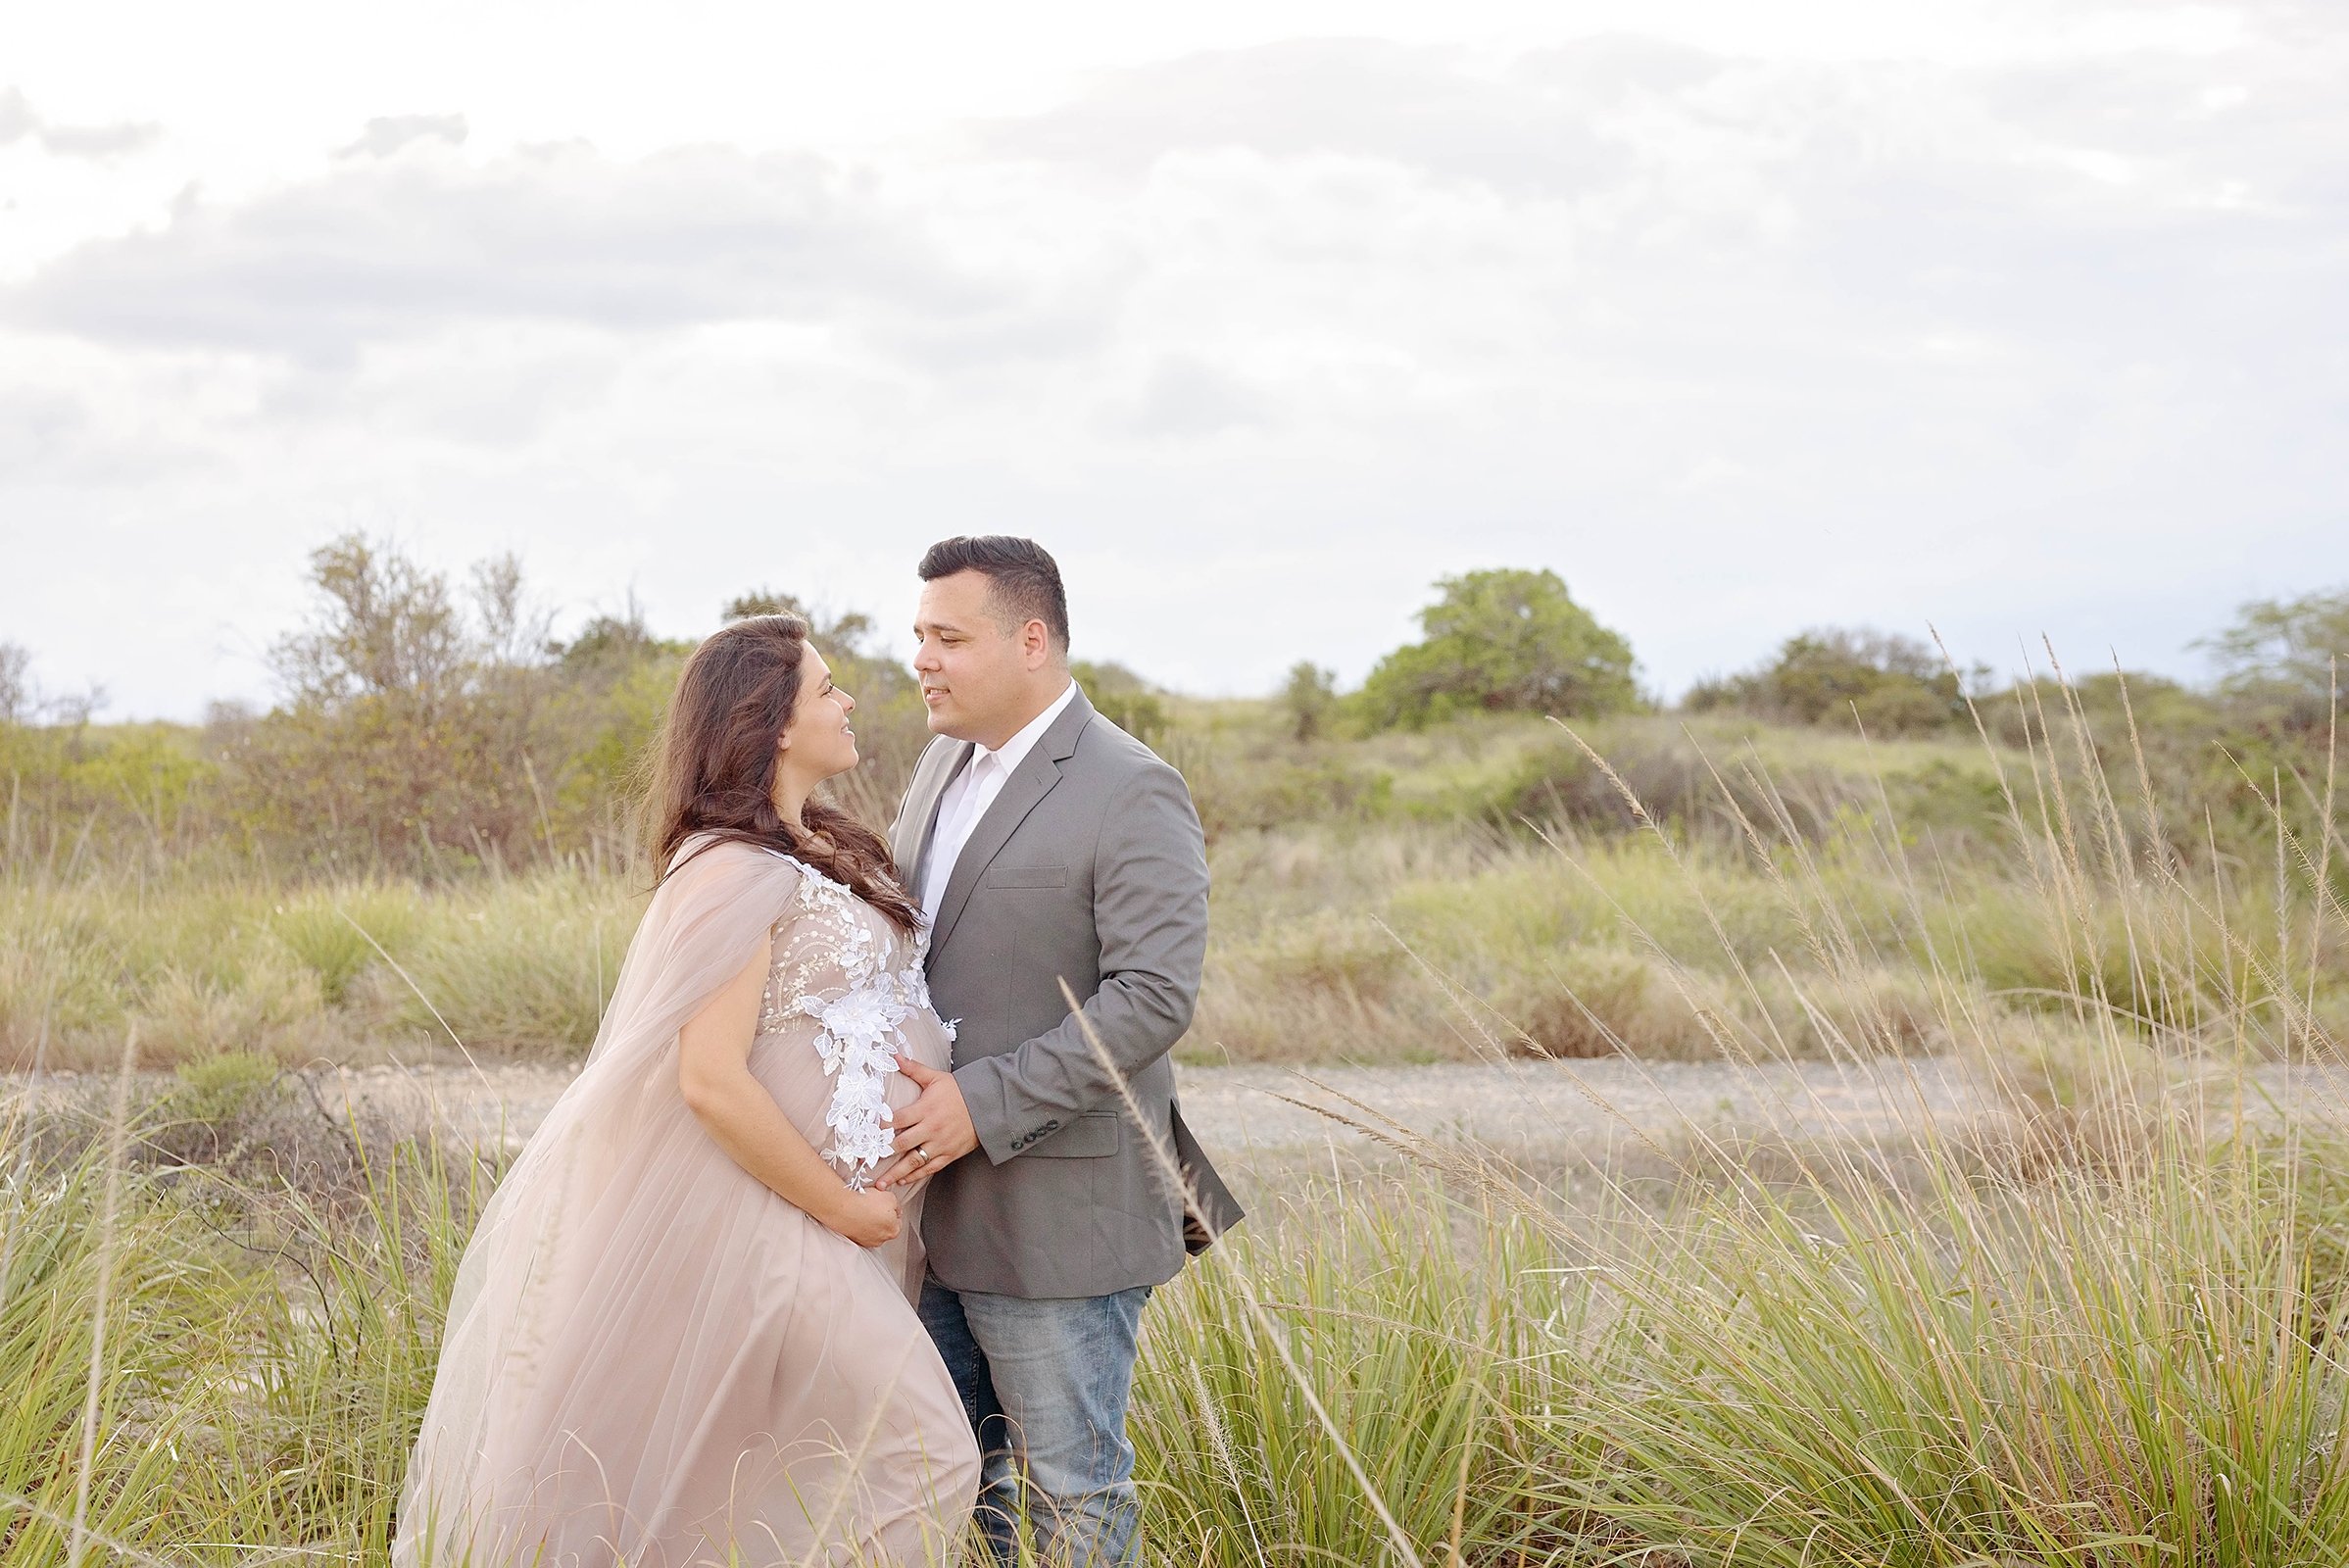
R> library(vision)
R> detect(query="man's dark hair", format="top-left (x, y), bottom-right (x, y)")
top-left (918, 535), bottom-right (1070, 653)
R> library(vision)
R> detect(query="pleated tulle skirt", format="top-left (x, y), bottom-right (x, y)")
top-left (395, 1028), bottom-right (978, 1568)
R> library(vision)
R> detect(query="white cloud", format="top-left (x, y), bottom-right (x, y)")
top-left (980, 36), bottom-right (1626, 196)
top-left (0, 84), bottom-right (160, 159)
top-left (338, 112), bottom-right (469, 160)
top-left (0, 87), bottom-right (34, 145)
top-left (2, 4), bottom-right (2346, 719)
top-left (5, 138), bottom-right (1054, 367)
top-left (1122, 354), bottom-right (1278, 438)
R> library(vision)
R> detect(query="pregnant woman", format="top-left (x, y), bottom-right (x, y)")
top-left (394, 613), bottom-right (979, 1567)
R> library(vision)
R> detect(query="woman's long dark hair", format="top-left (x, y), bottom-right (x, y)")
top-left (644, 614), bottom-right (921, 932)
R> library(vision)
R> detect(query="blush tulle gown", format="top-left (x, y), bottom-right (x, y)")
top-left (393, 839), bottom-right (980, 1567)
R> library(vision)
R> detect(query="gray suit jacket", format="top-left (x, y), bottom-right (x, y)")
top-left (888, 685), bottom-right (1244, 1298)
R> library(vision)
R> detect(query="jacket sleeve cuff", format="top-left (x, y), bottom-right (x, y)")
top-left (954, 1058), bottom-right (1023, 1165)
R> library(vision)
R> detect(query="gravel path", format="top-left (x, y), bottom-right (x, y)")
top-left (224, 1054), bottom-right (2349, 1170)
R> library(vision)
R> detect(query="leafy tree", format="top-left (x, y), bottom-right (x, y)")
top-left (1282, 662), bottom-right (1339, 742)
top-left (724, 585), bottom-right (913, 690)
top-left (721, 587), bottom-right (801, 622)
top-left (0, 641), bottom-right (100, 728)
top-left (0, 643), bottom-right (27, 725)
top-left (1687, 627), bottom-right (1976, 737)
top-left (1979, 670), bottom-right (2217, 752)
top-left (2197, 587), bottom-right (2349, 726)
top-left (234, 534), bottom-right (568, 872)
top-left (472, 554), bottom-right (556, 670)
top-left (1072, 661), bottom-right (1169, 744)
top-left (269, 536), bottom-right (475, 709)
top-left (721, 589), bottom-right (882, 658)
top-left (1356, 568), bottom-right (1637, 730)
top-left (556, 604), bottom-right (679, 675)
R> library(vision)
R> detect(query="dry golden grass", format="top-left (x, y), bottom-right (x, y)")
top-left (2, 666), bottom-right (2348, 1562)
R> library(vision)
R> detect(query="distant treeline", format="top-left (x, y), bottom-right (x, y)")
top-left (1276, 564), bottom-right (2348, 741)
top-left (0, 536), bottom-right (1170, 878)
top-left (2, 537), bottom-right (2343, 879)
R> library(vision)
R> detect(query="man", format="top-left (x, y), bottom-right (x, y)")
top-left (875, 535), bottom-right (1244, 1566)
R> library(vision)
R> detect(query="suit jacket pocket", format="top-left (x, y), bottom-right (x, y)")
top-left (1026, 1111), bottom-right (1119, 1157)
top-left (985, 863), bottom-right (1068, 888)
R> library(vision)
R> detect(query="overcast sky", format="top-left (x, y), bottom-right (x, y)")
top-left (3, 0), bottom-right (2343, 719)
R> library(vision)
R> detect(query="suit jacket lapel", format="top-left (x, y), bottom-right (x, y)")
top-left (930, 688), bottom-right (1095, 953)
top-left (894, 738), bottom-right (974, 892)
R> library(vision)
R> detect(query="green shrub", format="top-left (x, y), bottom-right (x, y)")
top-left (1356, 568), bottom-right (1639, 730)
top-left (167, 1049), bottom-right (284, 1124)
top-left (1074, 661), bottom-right (1172, 746)
top-left (1687, 625), bottom-right (1976, 736)
top-left (270, 885), bottom-right (426, 1004)
top-left (393, 873), bottom-right (636, 1055)
top-left (130, 950), bottom-right (322, 1068)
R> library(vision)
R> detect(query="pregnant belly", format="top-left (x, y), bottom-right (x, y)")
top-left (746, 1011), bottom-right (954, 1160)
top-left (894, 1012), bottom-right (954, 1076)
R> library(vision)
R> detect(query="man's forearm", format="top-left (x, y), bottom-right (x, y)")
top-left (954, 971), bottom-right (1193, 1162)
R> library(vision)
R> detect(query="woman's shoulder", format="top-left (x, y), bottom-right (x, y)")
top-left (661, 832), bottom-right (807, 889)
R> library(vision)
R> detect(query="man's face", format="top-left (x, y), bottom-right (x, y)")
top-left (912, 570), bottom-right (1031, 744)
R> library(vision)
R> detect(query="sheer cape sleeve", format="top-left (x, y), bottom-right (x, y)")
top-left (582, 835), bottom-right (806, 1076)
top-left (394, 835), bottom-right (806, 1559)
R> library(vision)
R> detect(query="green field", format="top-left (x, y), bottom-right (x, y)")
top-left (7, 564), bottom-right (2349, 1562)
top-left (5, 698), bottom-right (2341, 1076)
top-left (4, 678), bottom-right (2348, 1563)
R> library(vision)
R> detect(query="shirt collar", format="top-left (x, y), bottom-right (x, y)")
top-left (973, 678), bottom-right (1077, 780)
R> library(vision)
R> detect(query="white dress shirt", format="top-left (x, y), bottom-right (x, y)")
top-left (918, 679), bottom-right (1078, 924)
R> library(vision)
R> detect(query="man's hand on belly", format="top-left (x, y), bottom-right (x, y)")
top-left (872, 1055), bottom-right (978, 1190)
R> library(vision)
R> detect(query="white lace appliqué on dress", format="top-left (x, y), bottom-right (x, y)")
top-left (757, 856), bottom-right (951, 1189)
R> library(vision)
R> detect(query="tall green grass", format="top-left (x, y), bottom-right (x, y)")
top-left (0, 1077), bottom-right (481, 1564)
top-left (1136, 1126), bottom-right (2349, 1566)
top-left (10, 1097), bottom-right (2344, 1563)
top-left (0, 873), bottom-right (633, 1069)
top-left (12, 824), bottom-right (2325, 1073)
top-left (0, 671), bottom-right (2345, 1563)
top-left (6, 709), bottom-right (2343, 1071)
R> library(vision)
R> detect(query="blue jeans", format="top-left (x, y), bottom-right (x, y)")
top-left (917, 1276), bottom-right (1152, 1567)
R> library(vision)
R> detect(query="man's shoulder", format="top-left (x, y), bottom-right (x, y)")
top-left (1068, 710), bottom-right (1182, 788)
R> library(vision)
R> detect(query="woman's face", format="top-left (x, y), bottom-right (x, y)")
top-left (777, 646), bottom-right (859, 782)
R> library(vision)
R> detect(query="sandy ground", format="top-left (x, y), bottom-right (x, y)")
top-left (85, 1052), bottom-right (2341, 1179)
